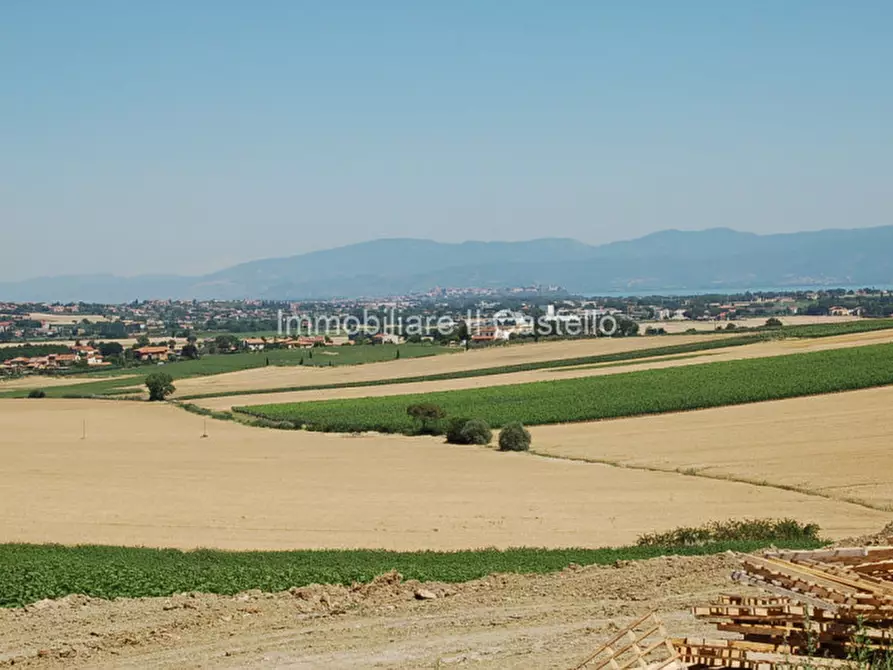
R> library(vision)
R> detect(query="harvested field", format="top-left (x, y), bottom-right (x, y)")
top-left (531, 385), bottom-right (893, 510)
top-left (171, 333), bottom-right (736, 398)
top-left (640, 314), bottom-right (860, 334)
top-left (0, 399), bottom-right (886, 550)
top-left (27, 312), bottom-right (111, 324)
top-left (0, 337), bottom-right (184, 349)
top-left (0, 374), bottom-right (138, 391)
top-left (191, 329), bottom-right (893, 410)
top-left (0, 552), bottom-right (740, 669)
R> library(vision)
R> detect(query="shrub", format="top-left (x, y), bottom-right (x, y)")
top-left (764, 317), bottom-right (784, 328)
top-left (498, 422), bottom-right (531, 451)
top-left (27, 389), bottom-right (46, 399)
top-left (445, 417), bottom-right (492, 445)
top-left (445, 417), bottom-right (473, 444)
top-left (459, 419), bottom-right (492, 445)
top-left (145, 372), bottom-right (176, 401)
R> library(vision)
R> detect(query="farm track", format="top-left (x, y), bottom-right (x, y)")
top-left (192, 329), bottom-right (893, 411)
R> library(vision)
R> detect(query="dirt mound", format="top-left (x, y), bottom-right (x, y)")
top-left (834, 520), bottom-right (893, 547)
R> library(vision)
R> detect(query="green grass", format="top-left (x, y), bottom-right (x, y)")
top-left (0, 538), bottom-right (824, 607)
top-left (238, 340), bottom-right (893, 434)
top-left (0, 344), bottom-right (453, 399)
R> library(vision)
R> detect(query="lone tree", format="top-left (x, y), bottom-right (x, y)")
top-left (406, 402), bottom-right (446, 435)
top-left (145, 372), bottom-right (175, 401)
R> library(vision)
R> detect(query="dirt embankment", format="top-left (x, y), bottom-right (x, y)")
top-left (0, 553), bottom-right (740, 669)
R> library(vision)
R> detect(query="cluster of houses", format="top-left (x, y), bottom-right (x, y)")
top-left (467, 305), bottom-right (625, 342)
top-left (0, 344), bottom-right (111, 374)
top-left (240, 335), bottom-right (346, 351)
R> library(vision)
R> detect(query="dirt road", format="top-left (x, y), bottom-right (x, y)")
top-left (0, 553), bottom-right (738, 669)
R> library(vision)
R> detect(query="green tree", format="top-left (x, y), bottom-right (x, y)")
top-left (181, 342), bottom-right (200, 360)
top-left (136, 334), bottom-right (151, 347)
top-left (406, 403), bottom-right (446, 435)
top-left (98, 341), bottom-right (124, 357)
top-left (145, 372), bottom-right (175, 401)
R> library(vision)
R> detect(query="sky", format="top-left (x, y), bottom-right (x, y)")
top-left (1, 1), bottom-right (891, 281)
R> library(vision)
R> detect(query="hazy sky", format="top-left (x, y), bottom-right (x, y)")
top-left (2, 1), bottom-right (891, 281)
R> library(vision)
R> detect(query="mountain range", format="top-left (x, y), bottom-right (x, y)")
top-left (3, 226), bottom-right (893, 302)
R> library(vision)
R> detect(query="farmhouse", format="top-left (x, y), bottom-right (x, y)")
top-left (372, 333), bottom-right (403, 345)
top-left (242, 338), bottom-right (267, 351)
top-left (134, 346), bottom-right (171, 362)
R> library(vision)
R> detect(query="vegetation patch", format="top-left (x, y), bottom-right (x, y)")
top-left (238, 341), bottom-right (893, 434)
top-left (0, 535), bottom-right (825, 608)
top-left (636, 518), bottom-right (821, 547)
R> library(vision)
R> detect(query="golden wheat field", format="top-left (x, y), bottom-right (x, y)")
top-left (531, 385), bottom-right (893, 511)
top-left (0, 398), bottom-right (887, 550)
top-left (638, 314), bottom-right (860, 334)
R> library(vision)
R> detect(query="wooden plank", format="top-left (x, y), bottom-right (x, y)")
top-left (571, 612), bottom-right (678, 670)
top-left (732, 570), bottom-right (840, 611)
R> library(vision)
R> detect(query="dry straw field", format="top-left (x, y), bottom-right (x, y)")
top-left (0, 398), bottom-right (888, 551)
top-left (531, 384), bottom-right (893, 511)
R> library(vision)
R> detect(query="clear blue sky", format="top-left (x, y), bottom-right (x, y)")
top-left (2, 1), bottom-right (891, 280)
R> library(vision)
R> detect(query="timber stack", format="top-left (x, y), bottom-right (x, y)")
top-left (676, 546), bottom-right (893, 668)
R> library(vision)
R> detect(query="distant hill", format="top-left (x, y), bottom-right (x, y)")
top-left (2, 226), bottom-right (892, 302)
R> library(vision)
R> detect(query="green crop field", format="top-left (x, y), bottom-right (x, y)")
top-left (0, 537), bottom-right (823, 607)
top-left (179, 334), bottom-right (761, 400)
top-left (178, 319), bottom-right (893, 401)
top-left (779, 318), bottom-right (893, 338)
top-left (238, 341), bottom-right (893, 434)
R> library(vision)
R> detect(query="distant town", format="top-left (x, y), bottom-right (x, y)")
top-left (2, 286), bottom-right (892, 375)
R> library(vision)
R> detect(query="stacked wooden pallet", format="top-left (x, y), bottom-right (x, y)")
top-left (675, 547), bottom-right (893, 668)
